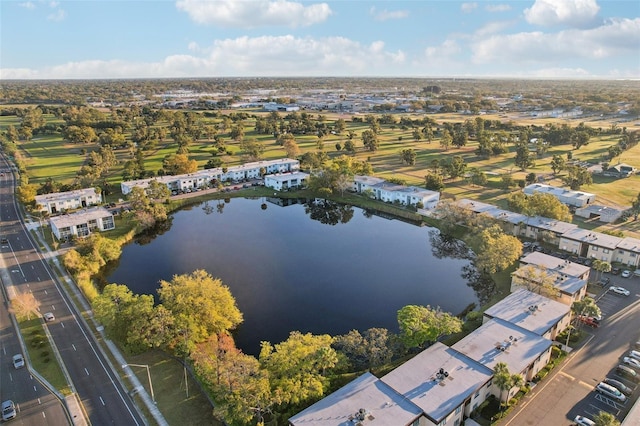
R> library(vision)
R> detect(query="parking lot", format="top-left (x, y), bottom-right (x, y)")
top-left (503, 269), bottom-right (640, 425)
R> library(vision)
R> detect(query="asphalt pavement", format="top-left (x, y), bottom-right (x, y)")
top-left (0, 159), bottom-right (146, 426)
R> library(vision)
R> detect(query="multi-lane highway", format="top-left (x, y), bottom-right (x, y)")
top-left (0, 156), bottom-right (145, 425)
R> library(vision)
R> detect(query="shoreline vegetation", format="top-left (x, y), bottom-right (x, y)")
top-left (2, 77), bottom-right (639, 424)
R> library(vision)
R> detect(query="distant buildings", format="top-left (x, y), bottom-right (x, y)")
top-left (120, 158), bottom-right (300, 195)
top-left (35, 188), bottom-right (102, 214)
top-left (353, 175), bottom-right (440, 210)
top-left (523, 183), bottom-right (595, 208)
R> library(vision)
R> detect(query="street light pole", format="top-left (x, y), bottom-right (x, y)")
top-left (124, 363), bottom-right (155, 404)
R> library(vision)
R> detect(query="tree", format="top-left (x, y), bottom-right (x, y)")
top-left (397, 305), bottom-right (462, 349)
top-left (333, 328), bottom-right (395, 370)
top-left (146, 179), bottom-right (171, 200)
top-left (630, 191), bottom-right (640, 220)
top-left (17, 183), bottom-right (38, 207)
top-left (400, 148), bottom-right (417, 165)
top-left (512, 265), bottom-right (560, 299)
top-left (550, 154), bottom-right (566, 175)
top-left (494, 362), bottom-right (524, 407)
top-left (282, 137), bottom-right (300, 158)
top-left (474, 225), bottom-right (523, 274)
top-left (10, 292), bottom-right (41, 320)
top-left (571, 296), bottom-right (601, 319)
top-left (440, 129), bottom-right (452, 151)
top-left (361, 129), bottom-right (379, 151)
top-left (240, 138), bottom-right (265, 161)
top-left (507, 192), bottom-right (572, 222)
top-left (162, 153), bottom-right (198, 175)
top-left (425, 173), bottom-right (445, 192)
top-left (260, 331), bottom-right (336, 405)
top-left (445, 155), bottom-right (467, 179)
top-left (158, 270), bottom-right (243, 347)
top-left (469, 168), bottom-right (487, 186)
top-left (591, 260), bottom-right (611, 282)
top-left (593, 411), bottom-right (620, 426)
top-left (525, 172), bottom-right (537, 185)
top-left (563, 165), bottom-right (592, 190)
top-left (514, 143), bottom-right (534, 170)
top-left (343, 139), bottom-right (355, 153)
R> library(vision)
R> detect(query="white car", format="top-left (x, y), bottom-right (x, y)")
top-left (621, 270), bottom-right (631, 278)
top-left (595, 382), bottom-right (626, 402)
top-left (43, 312), bottom-right (55, 322)
top-left (12, 353), bottom-right (24, 369)
top-left (574, 415), bottom-right (595, 426)
top-left (623, 356), bottom-right (640, 370)
top-left (609, 286), bottom-right (630, 296)
top-left (629, 350), bottom-right (640, 361)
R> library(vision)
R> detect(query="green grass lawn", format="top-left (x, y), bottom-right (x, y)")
top-left (18, 317), bottom-right (72, 394)
top-left (126, 350), bottom-right (222, 426)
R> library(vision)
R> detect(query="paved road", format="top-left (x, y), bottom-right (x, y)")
top-left (502, 274), bottom-right (640, 425)
top-left (0, 272), bottom-right (70, 426)
top-left (0, 160), bottom-right (145, 426)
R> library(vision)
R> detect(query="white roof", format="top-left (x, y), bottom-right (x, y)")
top-left (617, 237), bottom-right (640, 254)
top-left (265, 171), bottom-right (309, 182)
top-left (560, 228), bottom-right (623, 249)
top-left (381, 342), bottom-right (492, 422)
top-left (289, 372), bottom-right (422, 426)
top-left (452, 318), bottom-right (552, 375)
top-left (49, 207), bottom-right (112, 228)
top-left (484, 289), bottom-right (570, 336)
top-left (35, 188), bottom-right (98, 204)
top-left (520, 252), bottom-right (590, 278)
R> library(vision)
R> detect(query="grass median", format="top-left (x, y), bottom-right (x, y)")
top-left (18, 317), bottom-right (72, 395)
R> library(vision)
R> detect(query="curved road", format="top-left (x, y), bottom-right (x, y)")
top-left (0, 157), bottom-right (145, 426)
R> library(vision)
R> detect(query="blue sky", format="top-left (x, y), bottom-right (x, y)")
top-left (1, 0), bottom-right (638, 79)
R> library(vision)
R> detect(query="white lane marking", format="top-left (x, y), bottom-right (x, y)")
top-left (72, 344), bottom-right (76, 351)
top-left (99, 396), bottom-right (105, 406)
top-left (60, 322), bottom-right (64, 328)
top-left (85, 368), bottom-right (90, 376)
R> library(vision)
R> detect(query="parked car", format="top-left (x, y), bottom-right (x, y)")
top-left (634, 341), bottom-right (640, 350)
top-left (597, 277), bottom-right (611, 286)
top-left (603, 378), bottom-right (633, 395)
top-left (621, 270), bottom-right (631, 278)
top-left (622, 357), bottom-right (640, 370)
top-left (1, 400), bottom-right (16, 421)
top-left (609, 286), bottom-right (630, 296)
top-left (574, 415), bottom-right (595, 426)
top-left (634, 269), bottom-right (640, 277)
top-left (577, 316), bottom-right (599, 328)
top-left (595, 382), bottom-right (626, 402)
top-left (12, 354), bottom-right (24, 369)
top-left (611, 267), bottom-right (621, 275)
top-left (628, 350), bottom-right (640, 361)
top-left (617, 365), bottom-right (639, 381)
top-left (0, 237), bottom-right (7, 244)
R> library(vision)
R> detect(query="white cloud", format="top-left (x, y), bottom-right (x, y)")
top-left (524, 0), bottom-right (600, 28)
top-left (175, 0), bottom-right (332, 28)
top-left (461, 2), bottom-right (477, 13)
top-left (425, 39), bottom-right (461, 60)
top-left (369, 6), bottom-right (408, 21)
top-left (18, 2), bottom-right (35, 9)
top-left (1, 35), bottom-right (408, 79)
top-left (471, 17), bottom-right (640, 65)
top-left (47, 8), bottom-right (66, 21)
top-left (49, 1), bottom-right (59, 7)
top-left (485, 4), bottom-right (511, 13)
top-left (475, 20), bottom-right (514, 36)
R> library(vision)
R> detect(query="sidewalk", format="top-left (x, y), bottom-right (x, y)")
top-left (26, 216), bottom-right (169, 426)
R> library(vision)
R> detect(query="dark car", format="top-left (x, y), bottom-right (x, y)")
top-left (612, 267), bottom-right (621, 275)
top-left (617, 365), bottom-right (639, 382)
top-left (604, 378), bottom-right (632, 395)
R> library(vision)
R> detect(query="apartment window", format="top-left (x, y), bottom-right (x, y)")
top-left (592, 246), bottom-right (598, 251)
top-left (603, 249), bottom-right (610, 254)
top-left (455, 406), bottom-right (462, 414)
top-left (440, 419), bottom-right (446, 425)
top-left (454, 420), bottom-right (460, 426)
top-left (474, 391), bottom-right (480, 399)
top-left (487, 381), bottom-right (492, 388)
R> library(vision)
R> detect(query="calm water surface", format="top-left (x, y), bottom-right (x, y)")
top-left (106, 198), bottom-right (482, 355)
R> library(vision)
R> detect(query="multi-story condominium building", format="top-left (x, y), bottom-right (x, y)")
top-left (353, 175), bottom-right (440, 209)
top-left (264, 172), bottom-right (309, 191)
top-left (49, 207), bottom-right (115, 240)
top-left (523, 183), bottom-right (595, 208)
top-left (35, 188), bottom-right (102, 214)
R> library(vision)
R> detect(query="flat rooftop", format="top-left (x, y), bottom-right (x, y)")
top-left (520, 252), bottom-right (590, 278)
top-left (35, 188), bottom-right (99, 203)
top-left (49, 207), bottom-right (112, 228)
top-left (381, 342), bottom-right (492, 423)
top-left (452, 317), bottom-right (552, 375)
top-left (483, 289), bottom-right (569, 336)
top-left (288, 372), bottom-right (422, 426)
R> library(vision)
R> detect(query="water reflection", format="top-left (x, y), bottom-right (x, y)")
top-left (304, 199), bottom-right (355, 225)
top-left (428, 230), bottom-right (474, 260)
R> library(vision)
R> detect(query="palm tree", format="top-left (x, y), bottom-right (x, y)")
top-left (493, 362), bottom-right (524, 409)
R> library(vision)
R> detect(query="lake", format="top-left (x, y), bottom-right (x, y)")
top-left (105, 197), bottom-right (487, 355)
